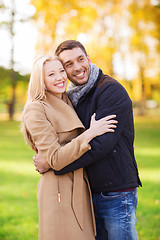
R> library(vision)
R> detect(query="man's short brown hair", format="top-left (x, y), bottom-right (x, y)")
top-left (55, 40), bottom-right (87, 57)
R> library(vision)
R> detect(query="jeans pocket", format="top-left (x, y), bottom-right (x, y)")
top-left (101, 191), bottom-right (125, 199)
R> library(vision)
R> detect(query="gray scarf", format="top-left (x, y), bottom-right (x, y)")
top-left (67, 64), bottom-right (99, 107)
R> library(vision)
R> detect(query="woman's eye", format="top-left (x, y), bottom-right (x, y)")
top-left (49, 73), bottom-right (54, 76)
top-left (60, 69), bottom-right (65, 73)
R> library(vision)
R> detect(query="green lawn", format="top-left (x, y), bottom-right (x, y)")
top-left (0, 120), bottom-right (40, 240)
top-left (0, 117), bottom-right (160, 240)
top-left (134, 116), bottom-right (160, 240)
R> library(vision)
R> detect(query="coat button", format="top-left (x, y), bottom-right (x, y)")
top-left (113, 149), bottom-right (116, 153)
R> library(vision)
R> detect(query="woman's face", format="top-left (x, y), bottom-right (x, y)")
top-left (44, 60), bottom-right (67, 98)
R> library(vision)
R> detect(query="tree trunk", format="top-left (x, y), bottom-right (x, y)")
top-left (139, 66), bottom-right (146, 115)
top-left (9, 0), bottom-right (16, 119)
top-left (8, 70), bottom-right (16, 119)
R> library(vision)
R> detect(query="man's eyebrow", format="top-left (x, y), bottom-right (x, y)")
top-left (78, 55), bottom-right (85, 58)
top-left (63, 55), bottom-right (85, 66)
top-left (63, 60), bottom-right (72, 66)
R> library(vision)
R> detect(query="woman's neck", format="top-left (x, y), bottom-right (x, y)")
top-left (47, 90), bottom-right (63, 99)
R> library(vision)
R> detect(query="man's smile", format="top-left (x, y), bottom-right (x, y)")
top-left (74, 71), bottom-right (85, 78)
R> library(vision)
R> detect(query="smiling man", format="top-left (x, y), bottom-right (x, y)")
top-left (33, 40), bottom-right (142, 240)
top-left (58, 47), bottom-right (91, 86)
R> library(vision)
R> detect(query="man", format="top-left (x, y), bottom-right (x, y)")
top-left (33, 40), bottom-right (142, 240)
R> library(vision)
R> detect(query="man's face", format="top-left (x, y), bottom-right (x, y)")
top-left (58, 47), bottom-right (91, 86)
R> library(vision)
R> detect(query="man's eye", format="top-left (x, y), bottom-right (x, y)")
top-left (66, 63), bottom-right (72, 68)
top-left (79, 58), bottom-right (84, 62)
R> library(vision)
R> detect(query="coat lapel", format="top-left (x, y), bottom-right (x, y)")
top-left (43, 91), bottom-right (85, 132)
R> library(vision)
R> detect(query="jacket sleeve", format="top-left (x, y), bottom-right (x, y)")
top-left (24, 101), bottom-right (91, 171)
top-left (54, 82), bottom-right (133, 175)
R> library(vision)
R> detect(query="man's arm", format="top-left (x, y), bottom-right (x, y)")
top-left (54, 82), bottom-right (132, 175)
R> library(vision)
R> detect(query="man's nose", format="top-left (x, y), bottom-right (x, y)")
top-left (73, 61), bottom-right (82, 71)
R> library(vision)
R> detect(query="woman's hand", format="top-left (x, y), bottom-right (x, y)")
top-left (90, 113), bottom-right (117, 136)
top-left (33, 151), bottom-right (51, 174)
top-left (83, 113), bottom-right (118, 143)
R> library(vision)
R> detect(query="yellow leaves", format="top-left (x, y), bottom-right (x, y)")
top-left (81, 6), bottom-right (97, 24)
top-left (31, 0), bottom-right (100, 51)
top-left (30, 0), bottom-right (159, 105)
top-left (64, 6), bottom-right (97, 35)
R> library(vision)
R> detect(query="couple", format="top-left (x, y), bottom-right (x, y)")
top-left (21, 40), bottom-right (142, 240)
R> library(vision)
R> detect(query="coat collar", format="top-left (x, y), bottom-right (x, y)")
top-left (45, 91), bottom-right (72, 108)
top-left (43, 91), bottom-right (85, 132)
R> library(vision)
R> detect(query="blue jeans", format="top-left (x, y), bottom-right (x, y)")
top-left (92, 188), bottom-right (138, 240)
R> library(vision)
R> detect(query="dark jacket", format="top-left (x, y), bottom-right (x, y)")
top-left (55, 70), bottom-right (142, 192)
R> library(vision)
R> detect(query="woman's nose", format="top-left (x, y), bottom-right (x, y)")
top-left (55, 73), bottom-right (63, 80)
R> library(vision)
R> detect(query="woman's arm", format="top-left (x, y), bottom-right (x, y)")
top-left (24, 101), bottom-right (91, 171)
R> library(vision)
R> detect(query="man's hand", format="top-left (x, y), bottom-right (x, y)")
top-left (33, 151), bottom-right (51, 174)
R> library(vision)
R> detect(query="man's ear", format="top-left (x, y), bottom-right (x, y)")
top-left (87, 55), bottom-right (91, 64)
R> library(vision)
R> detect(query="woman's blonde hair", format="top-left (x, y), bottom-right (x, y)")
top-left (21, 55), bottom-right (59, 148)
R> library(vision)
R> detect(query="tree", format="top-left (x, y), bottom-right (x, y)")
top-left (31, 0), bottom-right (160, 113)
top-left (0, 0), bottom-right (17, 118)
top-left (0, 66), bottom-right (29, 115)
top-left (0, 0), bottom-right (32, 119)
top-left (31, 0), bottom-right (124, 77)
top-left (31, 0), bottom-right (107, 53)
top-left (128, 0), bottom-right (160, 114)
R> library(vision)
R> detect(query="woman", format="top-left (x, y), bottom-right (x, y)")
top-left (21, 56), bottom-right (117, 240)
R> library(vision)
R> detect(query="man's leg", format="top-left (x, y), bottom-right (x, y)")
top-left (92, 193), bottom-right (108, 240)
top-left (95, 216), bottom-right (108, 240)
top-left (93, 189), bottom-right (138, 240)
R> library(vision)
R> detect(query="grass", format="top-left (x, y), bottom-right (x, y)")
top-left (134, 116), bottom-right (160, 240)
top-left (0, 120), bottom-right (40, 240)
top-left (0, 116), bottom-right (160, 239)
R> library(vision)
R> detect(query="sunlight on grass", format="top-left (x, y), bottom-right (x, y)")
top-left (0, 160), bottom-right (38, 176)
top-left (139, 168), bottom-right (160, 182)
top-left (136, 148), bottom-right (160, 156)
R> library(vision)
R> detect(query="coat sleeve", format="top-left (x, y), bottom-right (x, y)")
top-left (24, 101), bottom-right (91, 171)
top-left (54, 82), bottom-right (133, 175)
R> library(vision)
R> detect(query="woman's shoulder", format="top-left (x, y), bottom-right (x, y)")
top-left (25, 99), bottom-right (44, 109)
top-left (24, 100), bottom-right (46, 116)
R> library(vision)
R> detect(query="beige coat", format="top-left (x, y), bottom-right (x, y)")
top-left (23, 91), bottom-right (96, 240)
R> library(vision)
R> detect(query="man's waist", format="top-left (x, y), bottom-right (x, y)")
top-left (105, 187), bottom-right (136, 193)
top-left (91, 183), bottom-right (139, 193)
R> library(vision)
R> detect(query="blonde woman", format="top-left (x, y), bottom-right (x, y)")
top-left (21, 56), bottom-right (117, 240)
